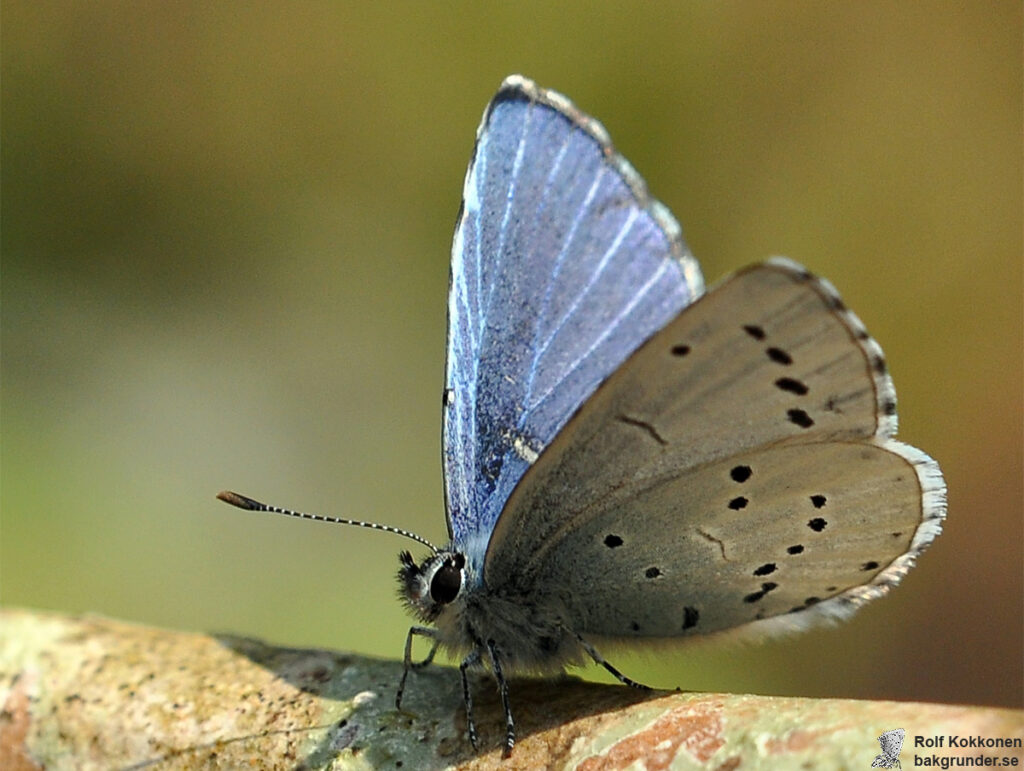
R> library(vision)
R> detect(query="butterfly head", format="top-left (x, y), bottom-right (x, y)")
top-left (398, 550), bottom-right (466, 622)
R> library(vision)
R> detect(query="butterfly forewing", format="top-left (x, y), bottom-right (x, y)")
top-left (443, 76), bottom-right (704, 547)
top-left (486, 260), bottom-right (944, 637)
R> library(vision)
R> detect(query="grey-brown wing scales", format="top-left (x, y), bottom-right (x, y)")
top-left (519, 441), bottom-right (927, 637)
top-left (484, 259), bottom-right (945, 639)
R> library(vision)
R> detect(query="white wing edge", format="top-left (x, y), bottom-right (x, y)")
top-left (586, 439), bottom-right (947, 652)
top-left (718, 256), bottom-right (947, 640)
top-left (765, 256), bottom-right (899, 437)
top-left (603, 258), bottom-right (948, 646)
top-left (495, 75), bottom-right (704, 292)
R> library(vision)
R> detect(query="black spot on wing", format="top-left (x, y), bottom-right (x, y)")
top-left (728, 496), bottom-right (748, 510)
top-left (743, 582), bottom-right (778, 603)
top-left (670, 344), bottom-right (690, 356)
top-left (730, 465), bottom-right (752, 482)
top-left (790, 596), bottom-right (825, 613)
top-left (808, 517), bottom-right (827, 532)
top-left (787, 408), bottom-right (814, 428)
top-left (825, 294), bottom-right (846, 312)
top-left (743, 325), bottom-right (766, 340)
top-left (810, 494), bottom-right (827, 508)
top-left (682, 606), bottom-right (699, 630)
top-left (604, 534), bottom-right (623, 548)
top-left (767, 347), bottom-right (793, 365)
top-left (775, 377), bottom-right (809, 395)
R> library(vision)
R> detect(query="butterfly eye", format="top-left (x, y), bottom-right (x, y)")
top-left (429, 554), bottom-right (464, 605)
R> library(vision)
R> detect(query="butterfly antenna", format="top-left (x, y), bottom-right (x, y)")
top-left (216, 491), bottom-right (439, 553)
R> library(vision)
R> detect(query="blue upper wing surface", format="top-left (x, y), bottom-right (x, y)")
top-left (443, 75), bottom-right (704, 552)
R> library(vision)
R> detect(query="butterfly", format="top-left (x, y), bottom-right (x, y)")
top-left (872, 728), bottom-right (906, 768)
top-left (219, 75), bottom-right (946, 757)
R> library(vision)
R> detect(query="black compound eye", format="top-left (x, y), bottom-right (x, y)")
top-left (429, 557), bottom-right (463, 605)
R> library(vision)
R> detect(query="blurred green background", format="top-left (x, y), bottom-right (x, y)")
top-left (3, 2), bottom-right (1020, 712)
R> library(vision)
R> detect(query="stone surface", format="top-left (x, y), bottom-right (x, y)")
top-left (2, 608), bottom-right (1021, 770)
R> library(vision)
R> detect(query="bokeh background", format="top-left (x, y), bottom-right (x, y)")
top-left (3, 2), bottom-right (1020, 712)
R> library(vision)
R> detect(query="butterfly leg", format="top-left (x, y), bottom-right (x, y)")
top-left (576, 633), bottom-right (651, 690)
top-left (458, 647), bottom-right (483, 750)
top-left (485, 639), bottom-right (515, 757)
top-left (396, 625), bottom-right (439, 710)
top-left (407, 627), bottom-right (440, 670)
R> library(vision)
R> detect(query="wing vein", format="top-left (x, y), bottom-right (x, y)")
top-left (517, 130), bottom-right (578, 399)
top-left (528, 257), bottom-right (672, 413)
top-left (520, 165), bottom-right (615, 413)
top-left (481, 102), bottom-right (534, 340)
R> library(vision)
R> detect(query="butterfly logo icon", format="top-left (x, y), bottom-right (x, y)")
top-left (872, 728), bottom-right (906, 769)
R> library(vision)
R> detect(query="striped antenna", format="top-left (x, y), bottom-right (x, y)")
top-left (216, 491), bottom-right (439, 553)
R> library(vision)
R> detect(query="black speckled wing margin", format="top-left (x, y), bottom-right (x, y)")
top-left (442, 75), bottom-right (704, 551)
top-left (488, 259), bottom-right (946, 638)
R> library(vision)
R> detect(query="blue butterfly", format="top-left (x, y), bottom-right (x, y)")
top-left (220, 75), bottom-right (945, 757)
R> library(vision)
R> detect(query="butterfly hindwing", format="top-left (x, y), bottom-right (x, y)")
top-left (485, 260), bottom-right (945, 637)
top-left (508, 440), bottom-right (929, 637)
top-left (443, 76), bottom-right (704, 548)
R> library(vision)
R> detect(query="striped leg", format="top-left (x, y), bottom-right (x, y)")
top-left (576, 633), bottom-right (651, 690)
top-left (396, 626), bottom-right (439, 710)
top-left (485, 639), bottom-right (515, 757)
top-left (458, 648), bottom-right (483, 749)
